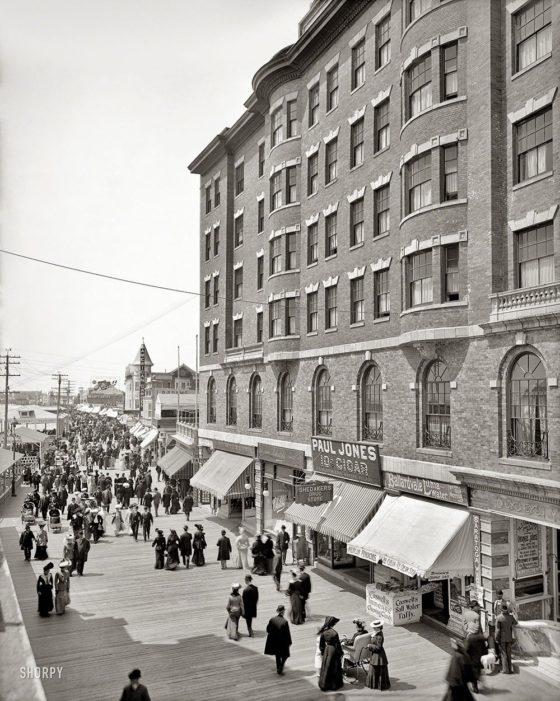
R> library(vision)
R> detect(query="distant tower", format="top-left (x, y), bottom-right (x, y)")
top-left (124, 339), bottom-right (153, 411)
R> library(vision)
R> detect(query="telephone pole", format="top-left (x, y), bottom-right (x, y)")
top-left (1, 350), bottom-right (21, 448)
top-left (65, 379), bottom-right (75, 410)
top-left (51, 373), bottom-right (68, 445)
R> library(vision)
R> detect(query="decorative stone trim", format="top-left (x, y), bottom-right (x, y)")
top-left (233, 261), bottom-right (243, 270)
top-left (285, 290), bottom-right (300, 299)
top-left (270, 157), bottom-right (301, 176)
top-left (256, 192), bottom-right (265, 202)
top-left (234, 155), bottom-right (245, 168)
top-left (325, 53), bottom-right (340, 72)
top-left (269, 96), bottom-right (284, 114)
top-left (257, 136), bottom-right (266, 146)
top-left (347, 266), bottom-right (366, 280)
top-left (203, 320), bottom-right (211, 328)
top-left (323, 127), bottom-right (340, 144)
top-left (307, 72), bottom-right (320, 90)
top-left (548, 377), bottom-right (558, 388)
top-left (204, 179), bottom-right (212, 189)
top-left (371, 257), bottom-right (392, 272)
top-left (213, 171), bottom-right (221, 180)
top-left (213, 220), bottom-right (220, 228)
top-left (371, 85), bottom-right (392, 108)
top-left (269, 229), bottom-right (282, 241)
top-left (508, 88), bottom-right (557, 123)
top-left (306, 142), bottom-right (320, 158)
top-left (371, 171), bottom-right (392, 190)
top-left (256, 249), bottom-right (264, 258)
top-left (204, 274), bottom-right (211, 282)
top-left (212, 270), bottom-right (219, 277)
top-left (234, 208), bottom-right (244, 219)
top-left (371, 1), bottom-right (392, 26)
top-left (305, 282), bottom-right (319, 294)
top-left (400, 130), bottom-right (468, 169)
top-left (306, 213), bottom-right (320, 227)
top-left (269, 224), bottom-right (301, 241)
top-left (400, 231), bottom-right (467, 259)
top-left (349, 24), bottom-right (367, 48)
top-left (255, 305), bottom-right (263, 314)
top-left (347, 187), bottom-right (366, 203)
top-left (233, 312), bottom-right (243, 321)
top-left (212, 318), bottom-right (219, 325)
top-left (506, 0), bottom-right (533, 14)
top-left (509, 205), bottom-right (558, 231)
top-left (268, 289), bottom-right (300, 302)
top-left (323, 202), bottom-right (339, 217)
top-left (285, 91), bottom-right (298, 102)
top-left (402, 27), bottom-right (468, 73)
top-left (322, 275), bottom-right (339, 288)
top-left (204, 226), bottom-right (212, 235)
top-left (348, 105), bottom-right (367, 125)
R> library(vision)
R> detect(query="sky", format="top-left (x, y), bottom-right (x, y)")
top-left (0, 0), bottom-right (307, 393)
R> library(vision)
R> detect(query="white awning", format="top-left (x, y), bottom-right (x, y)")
top-left (140, 428), bottom-right (158, 449)
top-left (190, 450), bottom-right (253, 500)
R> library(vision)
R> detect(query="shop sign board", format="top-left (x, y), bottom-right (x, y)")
top-left (383, 471), bottom-right (467, 505)
top-left (470, 488), bottom-right (560, 529)
top-left (515, 520), bottom-right (541, 578)
top-left (295, 481), bottom-right (333, 506)
top-left (311, 438), bottom-right (381, 487)
top-left (258, 442), bottom-right (306, 470)
top-left (366, 585), bottom-right (421, 626)
top-left (473, 514), bottom-right (482, 587)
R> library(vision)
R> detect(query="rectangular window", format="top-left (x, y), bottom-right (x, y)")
top-left (257, 256), bottom-right (264, 290)
top-left (271, 108), bottom-right (283, 147)
top-left (286, 166), bottom-right (297, 204)
top-left (234, 214), bottom-right (244, 247)
top-left (325, 213), bottom-right (338, 257)
top-left (286, 232), bottom-right (297, 271)
top-left (270, 237), bottom-right (282, 275)
top-left (271, 171), bottom-right (283, 210)
top-left (376, 15), bottom-right (391, 69)
top-left (233, 319), bottom-right (243, 348)
top-left (307, 153), bottom-right (318, 196)
top-left (374, 269), bottom-right (390, 318)
top-left (309, 84), bottom-right (319, 127)
top-left (326, 65), bottom-right (339, 111)
top-left (286, 298), bottom-right (296, 336)
top-left (325, 139), bottom-right (338, 184)
top-left (374, 185), bottom-right (390, 237)
top-left (258, 199), bottom-right (265, 233)
top-left (325, 285), bottom-right (337, 329)
top-left (204, 231), bottom-right (211, 261)
top-left (235, 162), bottom-right (244, 195)
top-left (205, 185), bottom-right (212, 214)
top-left (350, 198), bottom-right (365, 247)
top-left (517, 223), bottom-right (554, 288)
top-left (212, 323), bottom-right (218, 353)
top-left (351, 39), bottom-right (366, 90)
top-left (204, 326), bottom-right (211, 354)
top-left (270, 300), bottom-right (282, 338)
top-left (408, 0), bottom-right (429, 24)
top-left (444, 244), bottom-right (459, 301)
top-left (516, 108), bottom-right (552, 183)
top-left (213, 226), bottom-right (220, 256)
top-left (515, 0), bottom-right (552, 72)
top-left (213, 275), bottom-right (219, 305)
top-left (256, 311), bottom-right (263, 343)
top-left (204, 279), bottom-right (211, 308)
top-left (308, 222), bottom-right (318, 265)
top-left (374, 100), bottom-right (390, 152)
top-left (307, 291), bottom-right (318, 332)
top-left (350, 277), bottom-right (365, 324)
top-left (409, 250), bottom-right (433, 306)
top-left (408, 54), bottom-right (432, 118)
top-left (443, 144), bottom-right (458, 201)
top-left (442, 43), bottom-right (458, 100)
top-left (214, 177), bottom-right (220, 206)
top-left (258, 142), bottom-right (265, 178)
top-left (407, 153), bottom-right (432, 214)
top-left (286, 100), bottom-right (298, 138)
top-left (233, 267), bottom-right (243, 299)
top-left (350, 118), bottom-right (364, 168)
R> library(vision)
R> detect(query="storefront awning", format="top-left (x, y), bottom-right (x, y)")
top-left (347, 495), bottom-right (473, 579)
top-left (140, 428), bottom-right (158, 449)
top-left (319, 481), bottom-right (384, 543)
top-left (157, 445), bottom-right (194, 478)
top-left (0, 447), bottom-right (24, 474)
top-left (190, 450), bottom-right (253, 500)
top-left (284, 500), bottom-right (330, 530)
top-left (13, 426), bottom-right (50, 445)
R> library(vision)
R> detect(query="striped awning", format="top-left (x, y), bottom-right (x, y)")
top-left (157, 445), bottom-right (194, 478)
top-left (190, 450), bottom-right (253, 500)
top-left (284, 500), bottom-right (330, 530)
top-left (140, 428), bottom-right (159, 449)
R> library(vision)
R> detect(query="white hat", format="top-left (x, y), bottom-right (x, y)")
top-left (371, 620), bottom-right (384, 630)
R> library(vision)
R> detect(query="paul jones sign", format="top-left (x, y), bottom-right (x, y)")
top-left (384, 471), bottom-right (467, 505)
top-left (295, 481), bottom-right (333, 506)
top-left (311, 438), bottom-right (381, 487)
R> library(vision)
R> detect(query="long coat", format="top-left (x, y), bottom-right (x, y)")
top-left (76, 537), bottom-right (91, 562)
top-left (299, 571), bottom-right (312, 600)
top-left (242, 583), bottom-right (259, 619)
top-left (318, 627), bottom-right (344, 691)
top-left (37, 572), bottom-right (54, 617)
top-left (264, 615), bottom-right (292, 658)
top-left (179, 531), bottom-right (192, 557)
top-left (216, 536), bottom-right (232, 561)
top-left (287, 579), bottom-right (305, 624)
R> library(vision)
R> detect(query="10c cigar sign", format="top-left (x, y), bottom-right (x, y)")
top-left (311, 437), bottom-right (381, 487)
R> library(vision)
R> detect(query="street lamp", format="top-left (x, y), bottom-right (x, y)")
top-left (10, 418), bottom-right (17, 497)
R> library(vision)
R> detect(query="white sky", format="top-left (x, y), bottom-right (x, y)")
top-left (0, 0), bottom-right (307, 392)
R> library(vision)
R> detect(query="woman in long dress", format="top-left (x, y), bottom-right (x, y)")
top-left (165, 530), bottom-right (180, 570)
top-left (112, 507), bottom-right (124, 537)
top-left (318, 615), bottom-right (344, 692)
top-left (235, 527), bottom-right (250, 569)
top-left (365, 620), bottom-right (391, 691)
top-left (54, 561), bottom-right (71, 614)
top-left (170, 489), bottom-right (180, 514)
top-left (152, 529), bottom-right (166, 569)
top-left (34, 523), bottom-right (49, 560)
top-left (192, 524), bottom-right (207, 566)
top-left (286, 570), bottom-right (305, 625)
top-left (250, 535), bottom-right (267, 576)
top-left (225, 584), bottom-right (244, 641)
top-left (37, 563), bottom-right (54, 617)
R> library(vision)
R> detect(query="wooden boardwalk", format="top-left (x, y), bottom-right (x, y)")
top-left (0, 486), bottom-right (556, 701)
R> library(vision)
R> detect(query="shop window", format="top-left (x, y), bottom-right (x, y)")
top-left (226, 376), bottom-right (237, 426)
top-left (423, 360), bottom-right (451, 449)
top-left (362, 364), bottom-right (383, 441)
top-left (250, 374), bottom-right (262, 429)
top-left (315, 368), bottom-right (332, 435)
top-left (508, 352), bottom-right (548, 459)
top-left (278, 372), bottom-right (293, 432)
top-left (514, 0), bottom-right (551, 73)
top-left (207, 377), bottom-right (216, 423)
top-left (316, 533), bottom-right (354, 569)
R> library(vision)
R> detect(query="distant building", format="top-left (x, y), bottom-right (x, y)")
top-left (0, 390), bottom-right (44, 406)
top-left (86, 385), bottom-right (125, 408)
top-left (124, 341), bottom-right (154, 411)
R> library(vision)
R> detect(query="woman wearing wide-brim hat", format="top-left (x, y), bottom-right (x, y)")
top-left (37, 562), bottom-right (55, 617)
top-left (34, 521), bottom-right (49, 560)
top-left (365, 620), bottom-right (391, 691)
top-left (225, 583), bottom-right (244, 641)
top-left (317, 615), bottom-right (344, 692)
top-left (55, 560), bottom-right (72, 615)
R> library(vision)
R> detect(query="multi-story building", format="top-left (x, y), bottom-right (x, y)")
top-left (189, 0), bottom-right (559, 634)
top-left (86, 385), bottom-right (125, 408)
top-left (124, 341), bottom-right (154, 412)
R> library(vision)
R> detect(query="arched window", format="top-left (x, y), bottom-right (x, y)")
top-left (423, 360), bottom-right (451, 448)
top-left (315, 368), bottom-right (332, 435)
top-left (508, 352), bottom-right (548, 459)
top-left (250, 374), bottom-right (262, 429)
top-left (278, 373), bottom-right (293, 431)
top-left (362, 364), bottom-right (383, 441)
top-left (207, 377), bottom-right (216, 424)
top-left (226, 376), bottom-right (237, 426)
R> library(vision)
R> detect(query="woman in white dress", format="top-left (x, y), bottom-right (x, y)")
top-left (235, 527), bottom-right (250, 569)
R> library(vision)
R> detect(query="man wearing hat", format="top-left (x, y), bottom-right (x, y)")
top-left (496, 604), bottom-right (517, 674)
top-left (19, 523), bottom-right (36, 561)
top-left (462, 599), bottom-right (482, 637)
top-left (119, 668), bottom-right (151, 701)
top-left (141, 506), bottom-right (154, 543)
top-left (75, 531), bottom-right (91, 576)
top-left (37, 562), bottom-right (54, 617)
top-left (178, 524), bottom-right (192, 567)
top-left (264, 604), bottom-right (292, 675)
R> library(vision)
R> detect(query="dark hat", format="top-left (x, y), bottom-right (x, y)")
top-left (501, 604), bottom-right (509, 611)
top-left (128, 669), bottom-right (141, 681)
top-left (496, 589), bottom-right (504, 597)
top-left (469, 600), bottom-right (480, 609)
top-left (276, 604), bottom-right (286, 613)
top-left (221, 529), bottom-right (226, 535)
top-left (183, 525), bottom-right (189, 531)
top-left (43, 562), bottom-right (54, 572)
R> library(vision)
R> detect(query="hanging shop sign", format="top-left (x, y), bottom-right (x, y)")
top-left (311, 438), bottom-right (381, 487)
top-left (515, 520), bottom-right (542, 578)
top-left (139, 346), bottom-right (146, 411)
top-left (384, 471), bottom-right (467, 505)
top-left (295, 481), bottom-right (333, 506)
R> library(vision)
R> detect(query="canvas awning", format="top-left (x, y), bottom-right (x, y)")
top-left (284, 500), bottom-right (330, 530)
top-left (190, 450), bottom-right (253, 500)
top-left (347, 495), bottom-right (473, 579)
top-left (13, 426), bottom-right (50, 446)
top-left (0, 447), bottom-right (23, 474)
top-left (157, 445), bottom-right (194, 478)
top-left (106, 409), bottom-right (119, 419)
top-left (140, 428), bottom-right (159, 449)
top-left (130, 422), bottom-right (144, 436)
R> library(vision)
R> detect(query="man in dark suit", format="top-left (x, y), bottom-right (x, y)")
top-left (496, 604), bottom-right (517, 673)
top-left (264, 604), bottom-right (292, 675)
top-left (75, 532), bottom-right (91, 576)
top-left (276, 525), bottom-right (290, 566)
top-left (242, 574), bottom-right (259, 637)
top-left (298, 564), bottom-right (311, 620)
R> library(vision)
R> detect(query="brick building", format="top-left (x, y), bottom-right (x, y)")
top-left (189, 0), bottom-right (559, 633)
